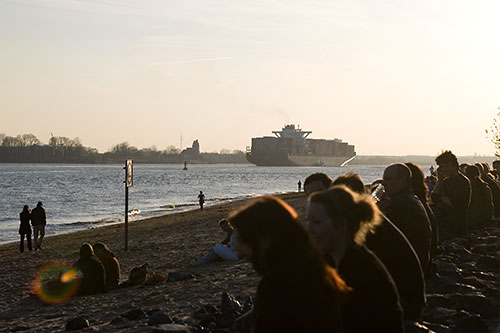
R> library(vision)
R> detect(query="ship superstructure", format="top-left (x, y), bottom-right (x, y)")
top-left (246, 125), bottom-right (356, 166)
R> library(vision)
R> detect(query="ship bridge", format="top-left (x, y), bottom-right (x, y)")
top-left (272, 124), bottom-right (311, 140)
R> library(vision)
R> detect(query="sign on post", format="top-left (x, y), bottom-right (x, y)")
top-left (126, 160), bottom-right (133, 187)
top-left (124, 160), bottom-right (133, 251)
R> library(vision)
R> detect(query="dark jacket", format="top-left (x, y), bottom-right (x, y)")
top-left (483, 175), bottom-right (500, 218)
top-left (364, 213), bottom-right (426, 319)
top-left (96, 252), bottom-right (120, 288)
top-left (19, 211), bottom-right (32, 234)
top-left (337, 245), bottom-right (404, 333)
top-left (31, 206), bottom-right (46, 226)
top-left (431, 173), bottom-right (471, 237)
top-left (467, 179), bottom-right (493, 229)
top-left (382, 189), bottom-right (432, 271)
top-left (253, 262), bottom-right (344, 333)
top-left (74, 255), bottom-right (106, 295)
top-left (418, 200), bottom-right (439, 261)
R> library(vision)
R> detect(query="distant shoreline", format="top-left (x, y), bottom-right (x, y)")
top-left (0, 155), bottom-right (497, 166)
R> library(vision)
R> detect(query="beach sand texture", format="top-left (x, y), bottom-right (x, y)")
top-left (0, 191), bottom-right (499, 332)
top-left (0, 193), bottom-right (304, 332)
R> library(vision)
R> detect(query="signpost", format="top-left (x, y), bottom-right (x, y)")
top-left (124, 160), bottom-right (133, 251)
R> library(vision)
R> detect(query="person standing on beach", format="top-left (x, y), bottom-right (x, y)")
top-left (31, 201), bottom-right (46, 250)
top-left (198, 191), bottom-right (205, 211)
top-left (19, 205), bottom-right (33, 252)
top-left (297, 180), bottom-right (302, 192)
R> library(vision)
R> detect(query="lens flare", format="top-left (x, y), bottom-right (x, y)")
top-left (30, 261), bottom-right (81, 304)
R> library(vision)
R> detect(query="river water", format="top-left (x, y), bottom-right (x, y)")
top-left (0, 163), bottom-right (426, 245)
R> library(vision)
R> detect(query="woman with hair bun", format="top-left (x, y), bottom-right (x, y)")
top-left (229, 195), bottom-right (349, 333)
top-left (307, 186), bottom-right (404, 333)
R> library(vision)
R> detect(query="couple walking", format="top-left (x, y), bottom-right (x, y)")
top-left (19, 201), bottom-right (46, 252)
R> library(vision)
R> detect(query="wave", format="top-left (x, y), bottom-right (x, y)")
top-left (69, 217), bottom-right (123, 226)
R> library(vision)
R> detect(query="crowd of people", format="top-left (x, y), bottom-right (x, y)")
top-left (21, 150), bottom-right (500, 331)
top-left (219, 150), bottom-right (499, 332)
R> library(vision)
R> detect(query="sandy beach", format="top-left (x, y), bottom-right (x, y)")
top-left (0, 193), bottom-right (304, 332)
top-left (0, 191), bottom-right (499, 332)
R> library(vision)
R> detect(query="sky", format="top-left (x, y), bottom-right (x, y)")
top-left (1, 0), bottom-right (500, 156)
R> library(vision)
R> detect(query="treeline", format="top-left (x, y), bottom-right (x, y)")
top-left (0, 133), bottom-right (248, 164)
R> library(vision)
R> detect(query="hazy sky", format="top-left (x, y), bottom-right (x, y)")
top-left (1, 0), bottom-right (500, 155)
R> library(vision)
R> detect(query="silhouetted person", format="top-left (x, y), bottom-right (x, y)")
top-left (198, 191), bottom-right (205, 211)
top-left (31, 201), bottom-right (46, 250)
top-left (74, 243), bottom-right (106, 295)
top-left (229, 196), bottom-right (348, 332)
top-left (382, 163), bottom-right (432, 271)
top-left (464, 165), bottom-right (493, 229)
top-left (297, 180), bottom-right (302, 192)
top-left (492, 160), bottom-right (500, 177)
top-left (93, 242), bottom-right (120, 289)
top-left (430, 165), bottom-right (436, 177)
top-left (333, 172), bottom-right (426, 320)
top-left (19, 205), bottom-right (33, 252)
top-left (431, 151), bottom-right (471, 239)
top-left (405, 162), bottom-right (439, 263)
top-left (476, 163), bottom-right (500, 218)
top-left (307, 186), bottom-right (404, 332)
top-left (304, 173), bottom-right (333, 195)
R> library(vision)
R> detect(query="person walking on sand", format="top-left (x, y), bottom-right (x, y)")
top-left (298, 180), bottom-right (302, 192)
top-left (198, 191), bottom-right (205, 211)
top-left (31, 201), bottom-right (46, 250)
top-left (19, 205), bottom-right (33, 252)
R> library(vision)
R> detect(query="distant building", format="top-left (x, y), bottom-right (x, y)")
top-left (180, 140), bottom-right (201, 160)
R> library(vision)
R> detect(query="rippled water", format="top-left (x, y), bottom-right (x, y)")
top-left (0, 163), bottom-right (400, 245)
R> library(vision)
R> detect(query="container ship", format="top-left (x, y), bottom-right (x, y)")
top-left (246, 125), bottom-right (356, 167)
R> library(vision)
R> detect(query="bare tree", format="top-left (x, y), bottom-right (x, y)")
top-left (486, 109), bottom-right (500, 157)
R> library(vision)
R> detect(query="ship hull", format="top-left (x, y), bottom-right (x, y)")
top-left (247, 153), bottom-right (354, 167)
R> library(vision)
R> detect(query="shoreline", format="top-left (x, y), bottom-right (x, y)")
top-left (0, 191), bottom-right (306, 331)
top-left (0, 191), bottom-right (498, 332)
top-left (0, 191), bottom-right (287, 247)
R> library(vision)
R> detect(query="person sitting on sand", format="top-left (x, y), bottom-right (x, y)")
top-left (73, 243), bottom-right (106, 295)
top-left (229, 196), bottom-right (349, 333)
top-left (332, 172), bottom-right (426, 320)
top-left (307, 186), bottom-right (404, 333)
top-left (93, 242), bottom-right (120, 289)
top-left (193, 219), bottom-right (238, 265)
top-left (303, 172), bottom-right (333, 195)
